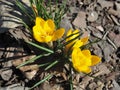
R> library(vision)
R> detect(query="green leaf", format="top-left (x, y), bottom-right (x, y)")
top-left (30, 74), bottom-right (53, 89)
top-left (17, 53), bottom-right (51, 68)
top-left (19, 19), bottom-right (32, 32)
top-left (16, 0), bottom-right (33, 21)
top-left (45, 60), bottom-right (59, 70)
top-left (38, 62), bottom-right (51, 67)
top-left (26, 41), bottom-right (54, 53)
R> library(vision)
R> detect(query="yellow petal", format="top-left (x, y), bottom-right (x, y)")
top-left (81, 37), bottom-right (89, 45)
top-left (71, 29), bottom-right (79, 40)
top-left (52, 28), bottom-right (65, 41)
top-left (66, 29), bottom-right (79, 40)
top-left (45, 36), bottom-right (52, 43)
top-left (72, 48), bottom-right (81, 63)
top-left (91, 55), bottom-right (101, 66)
top-left (44, 19), bottom-right (55, 33)
top-left (65, 30), bottom-right (79, 51)
top-left (73, 40), bottom-right (83, 48)
top-left (47, 19), bottom-right (55, 31)
top-left (73, 29), bottom-right (79, 34)
top-left (82, 50), bottom-right (91, 58)
top-left (66, 29), bottom-right (72, 37)
top-left (36, 17), bottom-right (45, 26)
top-left (72, 48), bottom-right (89, 66)
top-left (33, 30), bottom-right (44, 42)
top-left (81, 50), bottom-right (92, 66)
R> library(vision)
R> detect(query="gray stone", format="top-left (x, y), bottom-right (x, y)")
top-left (113, 80), bottom-right (120, 90)
top-left (72, 11), bottom-right (87, 29)
top-left (60, 17), bottom-right (73, 34)
top-left (87, 11), bottom-right (98, 22)
top-left (0, 84), bottom-right (29, 90)
top-left (0, 68), bottom-right (12, 81)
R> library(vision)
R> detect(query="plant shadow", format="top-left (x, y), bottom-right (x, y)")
top-left (0, 0), bottom-right (32, 33)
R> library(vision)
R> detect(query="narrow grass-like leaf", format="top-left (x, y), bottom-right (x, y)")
top-left (54, 0), bottom-right (67, 28)
top-left (16, 0), bottom-right (33, 21)
top-left (80, 38), bottom-right (102, 50)
top-left (17, 54), bottom-right (41, 68)
top-left (30, 74), bottom-right (53, 90)
top-left (29, 0), bottom-right (37, 18)
top-left (70, 65), bottom-right (73, 90)
top-left (48, 0), bottom-right (53, 19)
top-left (38, 62), bottom-right (51, 67)
top-left (19, 19), bottom-right (32, 32)
top-left (45, 60), bottom-right (59, 70)
top-left (26, 41), bottom-right (54, 53)
top-left (17, 53), bottom-right (51, 68)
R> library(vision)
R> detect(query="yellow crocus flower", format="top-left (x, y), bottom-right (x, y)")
top-left (72, 48), bottom-right (101, 73)
top-left (65, 29), bottom-right (89, 51)
top-left (73, 37), bottom-right (89, 49)
top-left (65, 29), bottom-right (79, 51)
top-left (33, 17), bottom-right (65, 43)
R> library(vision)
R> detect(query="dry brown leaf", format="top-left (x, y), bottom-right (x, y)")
top-left (19, 64), bottom-right (39, 72)
top-left (12, 55), bottom-right (35, 66)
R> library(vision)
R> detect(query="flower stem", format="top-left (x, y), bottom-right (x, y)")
top-left (70, 63), bottom-right (73, 90)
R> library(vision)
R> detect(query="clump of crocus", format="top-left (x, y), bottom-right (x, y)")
top-left (65, 29), bottom-right (101, 73)
top-left (33, 17), bottom-right (65, 43)
top-left (72, 48), bottom-right (101, 73)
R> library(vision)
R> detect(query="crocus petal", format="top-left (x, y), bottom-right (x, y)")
top-left (73, 40), bottom-right (83, 48)
top-left (47, 19), bottom-right (55, 31)
top-left (65, 29), bottom-right (80, 51)
top-left (67, 29), bottom-right (72, 36)
top-left (91, 55), bottom-right (101, 66)
top-left (72, 48), bottom-right (90, 67)
top-left (71, 29), bottom-right (79, 40)
top-left (33, 27), bottom-right (44, 42)
top-left (73, 29), bottom-right (79, 34)
top-left (44, 19), bottom-right (55, 33)
top-left (81, 37), bottom-right (89, 45)
top-left (52, 28), bottom-right (65, 41)
top-left (72, 48), bottom-right (81, 64)
top-left (82, 50), bottom-right (91, 58)
top-left (66, 29), bottom-right (79, 41)
top-left (45, 36), bottom-right (53, 43)
top-left (36, 17), bottom-right (45, 26)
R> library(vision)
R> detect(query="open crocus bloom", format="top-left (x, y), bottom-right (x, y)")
top-left (33, 17), bottom-right (65, 43)
top-left (72, 48), bottom-right (101, 73)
